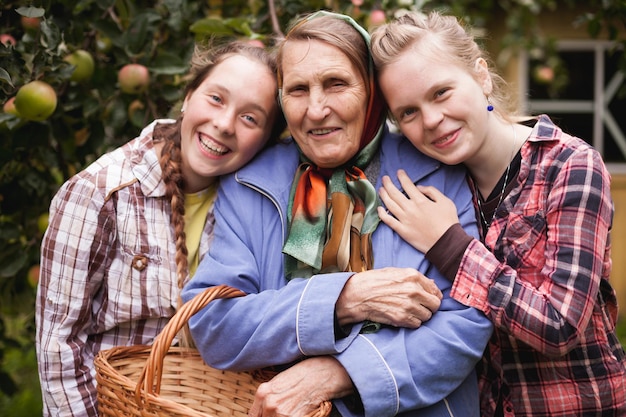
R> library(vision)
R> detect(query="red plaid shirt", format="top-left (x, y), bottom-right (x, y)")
top-left (452, 115), bottom-right (626, 416)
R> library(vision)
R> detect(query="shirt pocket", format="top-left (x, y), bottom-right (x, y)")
top-left (500, 211), bottom-right (547, 286)
top-left (106, 193), bottom-right (177, 323)
top-left (105, 245), bottom-right (176, 325)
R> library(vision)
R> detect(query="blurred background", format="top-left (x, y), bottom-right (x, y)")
top-left (1, 0), bottom-right (624, 414)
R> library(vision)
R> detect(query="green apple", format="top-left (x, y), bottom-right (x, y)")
top-left (14, 81), bottom-right (58, 121)
top-left (14, 81), bottom-right (57, 121)
top-left (37, 212), bottom-right (49, 234)
top-left (118, 64), bottom-right (150, 94)
top-left (64, 49), bottom-right (95, 83)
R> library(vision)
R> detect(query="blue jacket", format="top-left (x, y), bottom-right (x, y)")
top-left (183, 128), bottom-right (493, 417)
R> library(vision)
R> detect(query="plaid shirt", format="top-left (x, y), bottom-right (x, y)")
top-left (35, 120), bottom-right (215, 417)
top-left (452, 115), bottom-right (626, 416)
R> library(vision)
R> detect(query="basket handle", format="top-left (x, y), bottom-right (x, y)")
top-left (135, 284), bottom-right (245, 401)
top-left (134, 284), bottom-right (333, 417)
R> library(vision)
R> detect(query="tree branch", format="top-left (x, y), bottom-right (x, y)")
top-left (268, 0), bottom-right (284, 39)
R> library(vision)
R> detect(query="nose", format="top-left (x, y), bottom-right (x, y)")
top-left (422, 105), bottom-right (443, 130)
top-left (213, 108), bottom-right (235, 136)
top-left (306, 88), bottom-right (330, 121)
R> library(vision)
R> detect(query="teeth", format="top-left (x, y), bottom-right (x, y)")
top-left (311, 128), bottom-right (334, 135)
top-left (199, 134), bottom-right (228, 155)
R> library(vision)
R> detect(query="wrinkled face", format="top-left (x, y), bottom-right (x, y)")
top-left (378, 47), bottom-right (491, 166)
top-left (280, 39), bottom-right (368, 168)
top-left (180, 54), bottom-right (278, 192)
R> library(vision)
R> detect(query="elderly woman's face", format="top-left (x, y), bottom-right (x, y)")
top-left (281, 39), bottom-right (368, 168)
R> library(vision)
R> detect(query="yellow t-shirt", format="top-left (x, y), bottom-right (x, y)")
top-left (184, 183), bottom-right (217, 277)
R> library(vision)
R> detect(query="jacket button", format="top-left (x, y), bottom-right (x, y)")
top-left (132, 255), bottom-right (148, 271)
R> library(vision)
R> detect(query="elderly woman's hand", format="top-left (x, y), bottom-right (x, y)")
top-left (335, 267), bottom-right (442, 328)
top-left (249, 356), bottom-right (352, 417)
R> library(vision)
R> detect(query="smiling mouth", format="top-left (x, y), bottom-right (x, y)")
top-left (433, 131), bottom-right (456, 146)
top-left (310, 128), bottom-right (338, 135)
top-left (199, 133), bottom-right (229, 156)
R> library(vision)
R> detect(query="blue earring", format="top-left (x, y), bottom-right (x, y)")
top-left (487, 97), bottom-right (494, 112)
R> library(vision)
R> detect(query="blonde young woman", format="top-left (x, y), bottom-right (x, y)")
top-left (371, 11), bottom-right (625, 417)
top-left (35, 41), bottom-right (285, 417)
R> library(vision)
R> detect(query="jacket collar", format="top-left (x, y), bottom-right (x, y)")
top-left (130, 119), bottom-right (173, 198)
top-left (235, 140), bottom-right (301, 205)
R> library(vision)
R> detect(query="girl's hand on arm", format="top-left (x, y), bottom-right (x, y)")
top-left (249, 356), bottom-right (352, 417)
top-left (378, 169), bottom-right (460, 253)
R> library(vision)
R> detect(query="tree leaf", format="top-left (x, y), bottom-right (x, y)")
top-left (0, 68), bottom-right (13, 87)
top-left (0, 250), bottom-right (27, 278)
top-left (15, 6), bottom-right (45, 18)
top-left (190, 18), bottom-right (234, 36)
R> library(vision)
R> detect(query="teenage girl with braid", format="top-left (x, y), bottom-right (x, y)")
top-left (371, 11), bottom-right (625, 417)
top-left (35, 40), bottom-right (285, 417)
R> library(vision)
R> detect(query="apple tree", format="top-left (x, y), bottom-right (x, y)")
top-left (0, 0), bottom-right (287, 413)
top-left (0, 0), bottom-right (624, 414)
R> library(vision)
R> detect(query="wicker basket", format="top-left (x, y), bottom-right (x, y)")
top-left (95, 284), bottom-right (332, 417)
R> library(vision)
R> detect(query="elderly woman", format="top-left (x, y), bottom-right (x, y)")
top-left (182, 11), bottom-right (492, 417)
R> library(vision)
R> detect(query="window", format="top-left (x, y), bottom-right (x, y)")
top-left (520, 40), bottom-right (626, 173)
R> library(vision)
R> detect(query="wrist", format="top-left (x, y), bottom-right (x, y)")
top-left (335, 273), bottom-right (363, 326)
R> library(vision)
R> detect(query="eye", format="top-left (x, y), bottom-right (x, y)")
top-left (285, 84), bottom-right (307, 96)
top-left (434, 87), bottom-right (450, 98)
top-left (209, 94), bottom-right (223, 104)
top-left (397, 107), bottom-right (417, 123)
top-left (242, 114), bottom-right (258, 125)
top-left (326, 78), bottom-right (347, 90)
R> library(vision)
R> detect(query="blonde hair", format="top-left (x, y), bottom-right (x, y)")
top-left (371, 11), bottom-right (517, 120)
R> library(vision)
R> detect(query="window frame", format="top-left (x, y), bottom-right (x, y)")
top-left (519, 39), bottom-right (626, 174)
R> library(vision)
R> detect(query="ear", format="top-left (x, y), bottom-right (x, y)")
top-left (181, 95), bottom-right (190, 113)
top-left (474, 58), bottom-right (492, 96)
